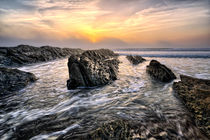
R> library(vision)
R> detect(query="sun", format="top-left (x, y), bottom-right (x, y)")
top-left (78, 25), bottom-right (104, 43)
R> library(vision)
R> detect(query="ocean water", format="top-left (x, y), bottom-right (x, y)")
top-left (115, 49), bottom-right (210, 58)
top-left (0, 50), bottom-right (210, 139)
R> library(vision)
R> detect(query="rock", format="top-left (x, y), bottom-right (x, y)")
top-left (146, 60), bottom-right (176, 82)
top-left (57, 118), bottom-right (207, 140)
top-left (173, 75), bottom-right (210, 138)
top-left (0, 67), bottom-right (37, 95)
top-left (11, 113), bottom-right (77, 140)
top-left (159, 131), bottom-right (167, 138)
top-left (126, 55), bottom-right (146, 65)
top-left (67, 49), bottom-right (119, 89)
top-left (0, 45), bottom-right (83, 67)
top-left (12, 115), bottom-right (207, 139)
top-left (148, 137), bottom-right (156, 140)
top-left (57, 120), bottom-right (133, 140)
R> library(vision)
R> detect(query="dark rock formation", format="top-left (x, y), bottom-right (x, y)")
top-left (0, 67), bottom-right (37, 95)
top-left (11, 113), bottom-right (77, 140)
top-left (0, 45), bottom-right (83, 67)
top-left (146, 60), bottom-right (176, 82)
top-left (126, 55), bottom-right (146, 65)
top-left (173, 75), bottom-right (210, 138)
top-left (57, 119), bottom-right (207, 140)
top-left (67, 49), bottom-right (119, 89)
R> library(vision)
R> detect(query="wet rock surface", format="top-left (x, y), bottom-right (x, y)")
top-left (0, 45), bottom-right (83, 67)
top-left (126, 55), bottom-right (146, 65)
top-left (173, 75), bottom-right (210, 138)
top-left (146, 60), bottom-right (176, 82)
top-left (0, 67), bottom-right (37, 95)
top-left (57, 118), bottom-right (207, 140)
top-left (67, 49), bottom-right (120, 89)
top-left (11, 114), bottom-right (76, 140)
top-left (11, 114), bottom-right (208, 140)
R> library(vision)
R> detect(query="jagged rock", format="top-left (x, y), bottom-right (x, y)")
top-left (0, 67), bottom-right (37, 95)
top-left (126, 55), bottom-right (146, 65)
top-left (0, 45), bottom-right (83, 67)
top-left (173, 75), bottom-right (210, 138)
top-left (67, 49), bottom-right (119, 89)
top-left (146, 60), bottom-right (176, 82)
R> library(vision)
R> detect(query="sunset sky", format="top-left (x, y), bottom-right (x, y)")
top-left (0, 0), bottom-right (209, 48)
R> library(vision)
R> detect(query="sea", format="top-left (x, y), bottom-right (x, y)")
top-left (0, 48), bottom-right (210, 139)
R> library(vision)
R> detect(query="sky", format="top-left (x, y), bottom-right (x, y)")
top-left (0, 0), bottom-right (209, 49)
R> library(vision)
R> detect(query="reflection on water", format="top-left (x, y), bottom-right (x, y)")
top-left (0, 56), bottom-right (210, 139)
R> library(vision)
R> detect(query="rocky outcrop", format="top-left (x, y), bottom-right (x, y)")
top-left (173, 75), bottom-right (210, 138)
top-left (13, 116), bottom-right (207, 140)
top-left (0, 67), bottom-right (37, 95)
top-left (57, 119), bottom-right (207, 140)
top-left (126, 55), bottom-right (146, 65)
top-left (0, 45), bottom-right (83, 67)
top-left (146, 60), bottom-right (176, 82)
top-left (67, 49), bottom-right (119, 89)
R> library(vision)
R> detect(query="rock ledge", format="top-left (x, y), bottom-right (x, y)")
top-left (0, 45), bottom-right (83, 67)
top-left (0, 67), bottom-right (37, 95)
top-left (173, 75), bottom-right (210, 138)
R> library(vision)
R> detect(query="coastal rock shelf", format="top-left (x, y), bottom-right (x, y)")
top-left (146, 60), bottom-right (176, 82)
top-left (67, 49), bottom-right (120, 89)
top-left (0, 67), bottom-right (37, 95)
top-left (57, 119), bottom-right (207, 140)
top-left (173, 75), bottom-right (210, 138)
top-left (0, 45), bottom-right (83, 67)
top-left (126, 55), bottom-right (146, 65)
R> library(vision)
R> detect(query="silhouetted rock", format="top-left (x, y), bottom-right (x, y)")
top-left (146, 60), bottom-right (176, 82)
top-left (126, 55), bottom-right (146, 65)
top-left (0, 45), bottom-right (83, 67)
top-left (67, 49), bottom-right (119, 89)
top-left (0, 67), bottom-right (37, 95)
top-left (173, 75), bottom-right (210, 138)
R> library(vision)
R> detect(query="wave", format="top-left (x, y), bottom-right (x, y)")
top-left (115, 51), bottom-right (210, 58)
top-left (114, 48), bottom-right (210, 52)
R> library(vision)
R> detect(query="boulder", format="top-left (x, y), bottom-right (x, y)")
top-left (126, 55), bottom-right (146, 65)
top-left (173, 75), bottom-right (210, 138)
top-left (146, 60), bottom-right (176, 82)
top-left (67, 49), bottom-right (119, 89)
top-left (0, 67), bottom-right (37, 95)
top-left (0, 45), bottom-right (83, 67)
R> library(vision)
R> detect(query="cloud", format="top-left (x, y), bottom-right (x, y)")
top-left (40, 19), bottom-right (56, 27)
top-left (0, 0), bottom-right (209, 48)
top-left (96, 0), bottom-right (209, 16)
top-left (0, 0), bottom-right (36, 11)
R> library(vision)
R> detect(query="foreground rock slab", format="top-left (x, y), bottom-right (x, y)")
top-left (10, 113), bottom-right (207, 139)
top-left (126, 55), bottom-right (146, 65)
top-left (0, 45), bottom-right (83, 67)
top-left (146, 60), bottom-right (176, 82)
top-left (0, 67), bottom-right (37, 95)
top-left (67, 49), bottom-right (119, 89)
top-left (57, 119), bottom-right (207, 140)
top-left (173, 75), bottom-right (210, 138)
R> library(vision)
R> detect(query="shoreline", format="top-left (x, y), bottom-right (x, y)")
top-left (0, 45), bottom-right (209, 139)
